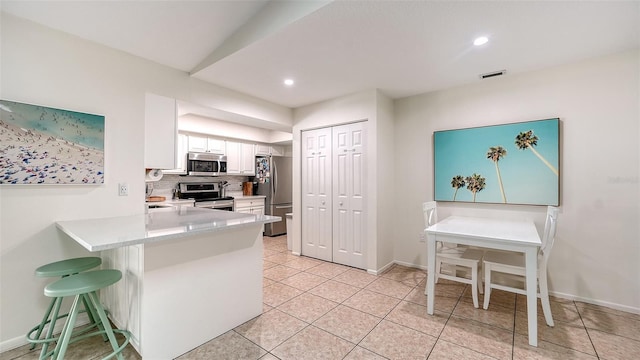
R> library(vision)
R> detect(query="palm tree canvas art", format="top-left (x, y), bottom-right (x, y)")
top-left (434, 118), bottom-right (559, 205)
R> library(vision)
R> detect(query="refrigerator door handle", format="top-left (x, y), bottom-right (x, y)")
top-left (272, 158), bottom-right (277, 199)
top-left (275, 205), bottom-right (292, 209)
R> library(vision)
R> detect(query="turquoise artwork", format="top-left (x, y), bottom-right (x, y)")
top-left (434, 118), bottom-right (559, 205)
top-left (0, 99), bottom-right (105, 184)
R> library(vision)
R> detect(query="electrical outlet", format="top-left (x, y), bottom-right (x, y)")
top-left (418, 232), bottom-right (426, 242)
top-left (118, 183), bottom-right (129, 196)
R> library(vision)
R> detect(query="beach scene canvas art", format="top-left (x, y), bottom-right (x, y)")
top-left (434, 118), bottom-right (559, 206)
top-left (0, 100), bottom-right (105, 185)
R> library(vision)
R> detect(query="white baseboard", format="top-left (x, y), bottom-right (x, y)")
top-left (368, 260), bottom-right (395, 275)
top-left (392, 260), bottom-right (640, 316)
top-left (549, 291), bottom-right (640, 315)
top-left (0, 314), bottom-right (90, 353)
top-left (393, 260), bottom-right (427, 271)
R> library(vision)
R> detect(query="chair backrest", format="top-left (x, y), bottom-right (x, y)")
top-left (422, 201), bottom-right (437, 228)
top-left (540, 206), bottom-right (559, 262)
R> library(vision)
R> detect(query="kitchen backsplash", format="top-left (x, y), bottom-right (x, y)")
top-left (149, 174), bottom-right (250, 199)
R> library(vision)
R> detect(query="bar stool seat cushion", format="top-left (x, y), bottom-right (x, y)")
top-left (45, 269), bottom-right (122, 298)
top-left (35, 257), bottom-right (102, 278)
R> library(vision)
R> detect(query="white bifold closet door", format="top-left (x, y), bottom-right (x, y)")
top-left (301, 122), bottom-right (366, 269)
top-left (332, 122), bottom-right (366, 269)
top-left (301, 127), bottom-right (333, 262)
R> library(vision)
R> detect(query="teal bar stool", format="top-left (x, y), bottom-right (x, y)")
top-left (27, 257), bottom-right (103, 358)
top-left (43, 269), bottom-right (131, 360)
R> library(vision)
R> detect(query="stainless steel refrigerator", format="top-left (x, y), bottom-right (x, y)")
top-left (255, 156), bottom-right (292, 236)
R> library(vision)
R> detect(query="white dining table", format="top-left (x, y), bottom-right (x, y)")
top-left (425, 215), bottom-right (542, 346)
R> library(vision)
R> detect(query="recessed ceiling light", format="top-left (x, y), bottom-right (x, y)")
top-left (283, 79), bottom-right (294, 86)
top-left (473, 36), bottom-right (489, 46)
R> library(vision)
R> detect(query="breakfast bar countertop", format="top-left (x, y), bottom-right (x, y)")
top-left (56, 207), bottom-right (280, 252)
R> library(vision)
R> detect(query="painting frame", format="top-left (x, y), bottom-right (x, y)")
top-left (433, 118), bottom-right (560, 206)
top-left (0, 99), bottom-right (105, 185)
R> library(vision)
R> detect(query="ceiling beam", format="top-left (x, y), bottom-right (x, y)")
top-left (190, 0), bottom-right (332, 75)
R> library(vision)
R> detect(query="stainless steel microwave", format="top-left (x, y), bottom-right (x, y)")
top-left (186, 152), bottom-right (227, 176)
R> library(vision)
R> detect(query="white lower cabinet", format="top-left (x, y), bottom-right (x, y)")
top-left (235, 198), bottom-right (265, 232)
top-left (234, 198), bottom-right (265, 214)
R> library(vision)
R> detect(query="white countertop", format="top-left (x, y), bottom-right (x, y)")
top-left (233, 195), bottom-right (266, 200)
top-left (146, 198), bottom-right (195, 205)
top-left (57, 207), bottom-right (281, 252)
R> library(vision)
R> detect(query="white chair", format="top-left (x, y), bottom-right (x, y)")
top-left (482, 206), bottom-right (559, 326)
top-left (423, 201), bottom-right (484, 308)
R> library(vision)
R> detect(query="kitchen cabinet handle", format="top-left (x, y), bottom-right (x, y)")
top-left (321, 201), bottom-right (325, 205)
top-left (339, 201), bottom-right (343, 206)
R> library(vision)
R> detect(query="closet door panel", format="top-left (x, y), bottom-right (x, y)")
top-left (332, 122), bottom-right (366, 269)
top-left (301, 128), bottom-right (332, 262)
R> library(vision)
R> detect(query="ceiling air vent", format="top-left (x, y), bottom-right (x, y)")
top-left (479, 70), bottom-right (506, 80)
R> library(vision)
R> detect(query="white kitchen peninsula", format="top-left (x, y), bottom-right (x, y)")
top-left (56, 207), bottom-right (280, 359)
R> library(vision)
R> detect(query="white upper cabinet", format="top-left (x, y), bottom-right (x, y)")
top-left (255, 144), bottom-right (284, 156)
top-left (187, 135), bottom-right (225, 154)
top-left (187, 135), bottom-right (208, 153)
top-left (226, 141), bottom-right (241, 174)
top-left (207, 138), bottom-right (226, 154)
top-left (240, 143), bottom-right (255, 175)
top-left (226, 141), bottom-right (255, 175)
top-left (255, 144), bottom-right (271, 156)
top-left (144, 93), bottom-right (177, 169)
top-left (164, 133), bottom-right (188, 174)
top-left (270, 145), bottom-right (285, 156)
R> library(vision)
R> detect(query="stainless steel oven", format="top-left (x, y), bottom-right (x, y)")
top-left (194, 198), bottom-right (234, 211)
top-left (177, 182), bottom-right (234, 211)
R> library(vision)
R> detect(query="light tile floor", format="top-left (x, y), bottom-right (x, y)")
top-left (3, 235), bottom-right (639, 359)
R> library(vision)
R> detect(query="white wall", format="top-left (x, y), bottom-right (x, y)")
top-left (179, 114), bottom-right (293, 144)
top-left (393, 50), bottom-right (640, 312)
top-left (292, 89), bottom-right (395, 272)
top-left (0, 13), bottom-right (291, 349)
top-left (179, 114), bottom-right (274, 143)
top-left (375, 92), bottom-right (395, 270)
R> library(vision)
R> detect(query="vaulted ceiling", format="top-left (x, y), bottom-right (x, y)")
top-left (2, 1), bottom-right (639, 109)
